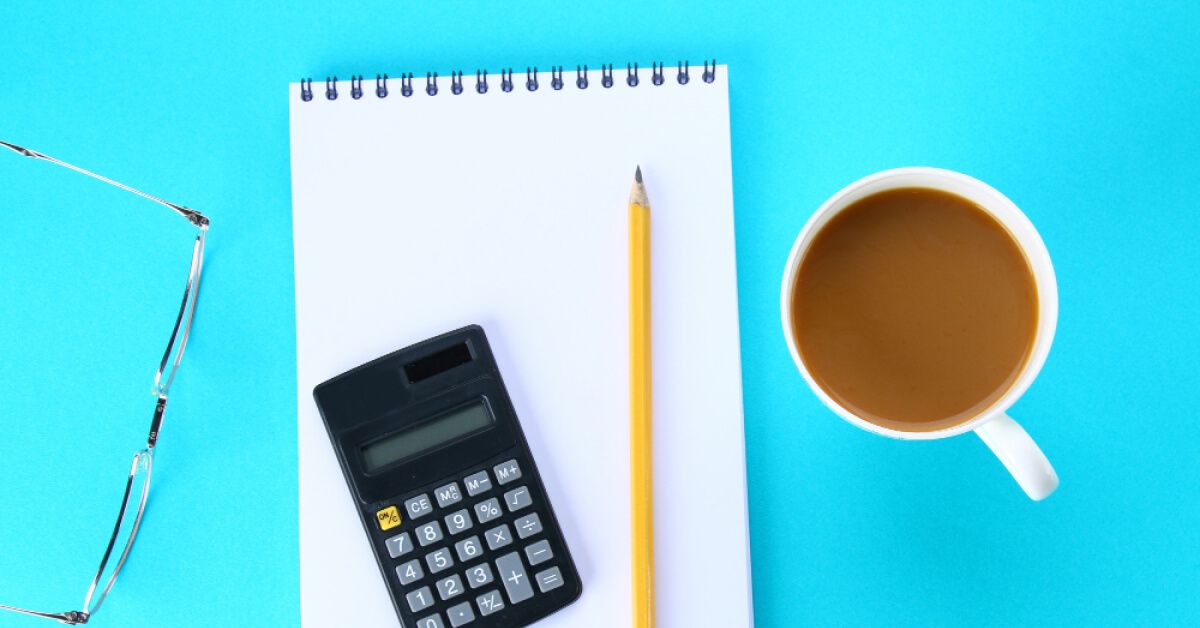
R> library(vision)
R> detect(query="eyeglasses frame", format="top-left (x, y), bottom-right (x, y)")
top-left (0, 141), bottom-right (208, 625)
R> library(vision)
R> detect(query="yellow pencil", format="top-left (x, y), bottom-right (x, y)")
top-left (629, 165), bottom-right (654, 628)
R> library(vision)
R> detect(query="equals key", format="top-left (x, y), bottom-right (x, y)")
top-left (535, 567), bottom-right (564, 593)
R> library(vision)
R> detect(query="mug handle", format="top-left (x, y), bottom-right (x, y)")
top-left (974, 414), bottom-right (1059, 501)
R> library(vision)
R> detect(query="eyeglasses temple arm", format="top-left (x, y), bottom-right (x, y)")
top-left (0, 140), bottom-right (209, 229)
top-left (0, 605), bottom-right (89, 624)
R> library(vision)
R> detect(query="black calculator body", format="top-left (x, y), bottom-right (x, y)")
top-left (313, 325), bottom-right (582, 628)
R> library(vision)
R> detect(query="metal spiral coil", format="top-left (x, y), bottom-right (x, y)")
top-left (299, 60), bottom-right (716, 101)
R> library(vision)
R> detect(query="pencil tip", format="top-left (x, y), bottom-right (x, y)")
top-left (635, 165), bottom-right (642, 184)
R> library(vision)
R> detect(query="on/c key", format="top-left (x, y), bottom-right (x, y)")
top-left (375, 506), bottom-right (402, 531)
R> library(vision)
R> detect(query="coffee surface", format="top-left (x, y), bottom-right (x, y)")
top-left (792, 187), bottom-right (1038, 432)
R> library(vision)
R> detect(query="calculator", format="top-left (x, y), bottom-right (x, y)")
top-left (313, 325), bottom-right (582, 628)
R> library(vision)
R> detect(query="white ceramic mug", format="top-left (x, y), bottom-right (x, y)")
top-left (781, 167), bottom-right (1060, 500)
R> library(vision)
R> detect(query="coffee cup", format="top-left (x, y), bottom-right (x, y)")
top-left (781, 167), bottom-right (1059, 500)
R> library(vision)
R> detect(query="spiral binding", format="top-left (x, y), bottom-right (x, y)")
top-left (299, 59), bottom-right (716, 101)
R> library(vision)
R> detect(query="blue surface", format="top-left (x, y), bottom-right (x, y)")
top-left (2, 1), bottom-right (1197, 626)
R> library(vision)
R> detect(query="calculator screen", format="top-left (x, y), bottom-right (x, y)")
top-left (361, 400), bottom-right (495, 472)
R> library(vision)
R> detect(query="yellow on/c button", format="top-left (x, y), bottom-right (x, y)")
top-left (376, 506), bottom-right (402, 531)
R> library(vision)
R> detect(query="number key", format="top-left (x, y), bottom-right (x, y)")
top-left (426, 548), bottom-right (455, 574)
top-left (406, 586), bottom-right (434, 613)
top-left (385, 532), bottom-right (414, 557)
top-left (437, 574), bottom-right (465, 600)
top-left (455, 535), bottom-right (483, 562)
top-left (416, 521), bottom-right (444, 546)
top-left (474, 498), bottom-right (502, 524)
top-left (465, 563), bottom-right (494, 589)
top-left (444, 509), bottom-right (473, 535)
top-left (396, 558), bottom-right (424, 585)
top-left (415, 614), bottom-right (444, 628)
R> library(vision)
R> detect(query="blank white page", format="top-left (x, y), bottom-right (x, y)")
top-left (290, 65), bottom-right (750, 628)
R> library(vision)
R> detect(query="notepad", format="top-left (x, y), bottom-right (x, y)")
top-left (290, 63), bottom-right (751, 627)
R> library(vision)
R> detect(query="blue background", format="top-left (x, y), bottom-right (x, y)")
top-left (1, 1), bottom-right (1197, 626)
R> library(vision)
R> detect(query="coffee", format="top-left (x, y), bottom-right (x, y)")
top-left (790, 187), bottom-right (1038, 432)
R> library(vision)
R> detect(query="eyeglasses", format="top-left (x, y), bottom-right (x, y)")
top-left (0, 141), bottom-right (209, 625)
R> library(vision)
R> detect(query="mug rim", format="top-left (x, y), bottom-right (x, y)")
top-left (780, 167), bottom-right (1058, 440)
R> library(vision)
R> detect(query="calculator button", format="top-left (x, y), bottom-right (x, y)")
top-left (535, 567), bottom-right (564, 593)
top-left (495, 551), bottom-right (534, 604)
top-left (513, 513), bottom-right (542, 539)
top-left (426, 548), bottom-right (455, 574)
top-left (396, 559), bottom-right (424, 585)
top-left (406, 494), bottom-right (434, 519)
top-left (444, 509), bottom-right (473, 535)
top-left (446, 601), bottom-right (476, 626)
top-left (463, 471), bottom-right (492, 497)
top-left (484, 524), bottom-right (513, 550)
top-left (493, 459), bottom-right (522, 485)
top-left (434, 482), bottom-right (463, 508)
top-left (416, 521), bottom-right (444, 546)
top-left (436, 574), bottom-right (466, 601)
top-left (474, 498), bottom-right (502, 524)
top-left (406, 586), bottom-right (435, 613)
top-left (415, 614), bottom-right (444, 628)
top-left (385, 532), bottom-right (413, 558)
top-left (375, 505), bottom-right (402, 531)
top-left (524, 539), bottom-right (554, 566)
top-left (503, 486), bottom-right (532, 512)
top-left (464, 563), bottom-right (494, 589)
top-left (475, 589), bottom-right (505, 616)
top-left (454, 536), bottom-right (484, 562)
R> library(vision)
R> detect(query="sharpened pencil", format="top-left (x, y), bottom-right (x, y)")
top-left (629, 165), bottom-right (654, 628)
